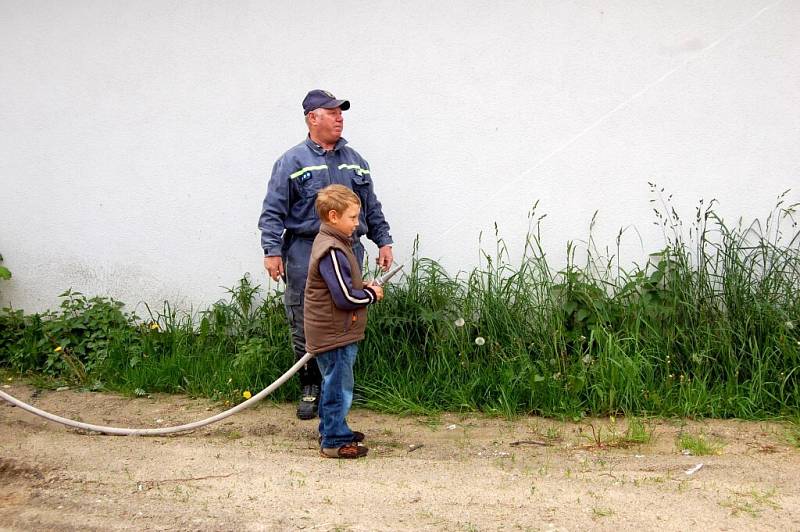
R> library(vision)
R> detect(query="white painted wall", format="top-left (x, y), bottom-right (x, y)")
top-left (1, 0), bottom-right (798, 313)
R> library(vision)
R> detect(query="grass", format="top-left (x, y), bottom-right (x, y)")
top-left (578, 416), bottom-right (654, 448)
top-left (678, 431), bottom-right (723, 456)
top-left (720, 488), bottom-right (780, 517)
top-left (1, 187), bottom-right (799, 419)
top-left (784, 419), bottom-right (800, 448)
top-left (622, 417), bottom-right (654, 445)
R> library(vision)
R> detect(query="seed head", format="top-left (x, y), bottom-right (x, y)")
top-left (474, 336), bottom-right (486, 346)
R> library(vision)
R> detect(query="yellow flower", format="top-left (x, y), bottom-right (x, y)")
top-left (242, 390), bottom-right (252, 399)
top-left (149, 322), bottom-right (160, 331)
top-left (54, 346), bottom-right (63, 352)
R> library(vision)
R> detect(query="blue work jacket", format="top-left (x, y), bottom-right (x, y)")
top-left (259, 136), bottom-right (392, 257)
top-left (259, 136), bottom-right (392, 306)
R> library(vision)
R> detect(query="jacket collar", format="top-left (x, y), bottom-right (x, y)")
top-left (305, 135), bottom-right (348, 155)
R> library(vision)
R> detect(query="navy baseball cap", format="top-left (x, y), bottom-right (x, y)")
top-left (302, 89), bottom-right (350, 114)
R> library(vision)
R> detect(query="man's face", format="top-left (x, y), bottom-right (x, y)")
top-left (309, 107), bottom-right (344, 145)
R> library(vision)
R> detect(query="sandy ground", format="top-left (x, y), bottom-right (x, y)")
top-left (1, 380), bottom-right (799, 532)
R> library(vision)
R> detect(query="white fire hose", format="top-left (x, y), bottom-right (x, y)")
top-left (0, 264), bottom-right (403, 436)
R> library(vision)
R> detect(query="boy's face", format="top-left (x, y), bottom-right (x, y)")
top-left (328, 203), bottom-right (360, 236)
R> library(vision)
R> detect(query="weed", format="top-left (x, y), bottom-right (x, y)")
top-left (624, 417), bottom-right (654, 445)
top-left (720, 488), bottom-right (780, 517)
top-left (225, 430), bottom-right (243, 440)
top-left (592, 507), bottom-right (614, 518)
top-left (784, 418), bottom-right (800, 448)
top-left (678, 431), bottom-right (723, 456)
top-left (544, 425), bottom-right (562, 441)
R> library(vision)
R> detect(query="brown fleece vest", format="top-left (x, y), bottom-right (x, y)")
top-left (304, 224), bottom-right (368, 354)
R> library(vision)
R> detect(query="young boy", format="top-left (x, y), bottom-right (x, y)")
top-left (304, 184), bottom-right (384, 459)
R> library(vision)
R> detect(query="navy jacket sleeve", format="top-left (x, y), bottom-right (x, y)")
top-left (319, 249), bottom-right (378, 310)
top-left (358, 160), bottom-right (393, 248)
top-left (258, 157), bottom-right (289, 257)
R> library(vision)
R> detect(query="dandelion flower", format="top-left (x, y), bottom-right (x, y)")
top-left (54, 346), bottom-right (63, 352)
top-left (149, 322), bottom-right (160, 331)
top-left (786, 321), bottom-right (795, 330)
top-left (454, 318), bottom-right (465, 327)
top-left (474, 336), bottom-right (485, 346)
top-left (242, 390), bottom-right (252, 399)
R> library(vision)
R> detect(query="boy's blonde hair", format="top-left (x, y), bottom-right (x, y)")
top-left (315, 184), bottom-right (361, 222)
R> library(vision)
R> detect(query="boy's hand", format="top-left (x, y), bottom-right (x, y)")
top-left (367, 281), bottom-right (384, 301)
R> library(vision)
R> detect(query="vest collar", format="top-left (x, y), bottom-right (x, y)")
top-left (319, 223), bottom-right (355, 247)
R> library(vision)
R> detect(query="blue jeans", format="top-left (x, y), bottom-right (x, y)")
top-left (316, 343), bottom-right (358, 449)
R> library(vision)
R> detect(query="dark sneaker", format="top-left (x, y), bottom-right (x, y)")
top-left (296, 384), bottom-right (319, 420)
top-left (320, 442), bottom-right (368, 459)
top-left (319, 431), bottom-right (365, 445)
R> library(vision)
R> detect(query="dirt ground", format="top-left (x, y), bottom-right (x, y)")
top-left (1, 380), bottom-right (798, 532)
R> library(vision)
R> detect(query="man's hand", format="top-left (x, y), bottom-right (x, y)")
top-left (376, 245), bottom-right (393, 272)
top-left (264, 256), bottom-right (284, 282)
top-left (366, 281), bottom-right (384, 301)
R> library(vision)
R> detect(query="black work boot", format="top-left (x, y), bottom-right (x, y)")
top-left (296, 384), bottom-right (320, 420)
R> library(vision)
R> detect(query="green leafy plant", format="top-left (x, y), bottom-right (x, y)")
top-left (0, 253), bottom-right (10, 281)
top-left (0, 253), bottom-right (11, 304)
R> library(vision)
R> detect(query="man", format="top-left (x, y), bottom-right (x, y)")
top-left (259, 89), bottom-right (393, 420)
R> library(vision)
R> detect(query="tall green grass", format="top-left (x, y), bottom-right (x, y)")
top-left (1, 190), bottom-right (798, 418)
